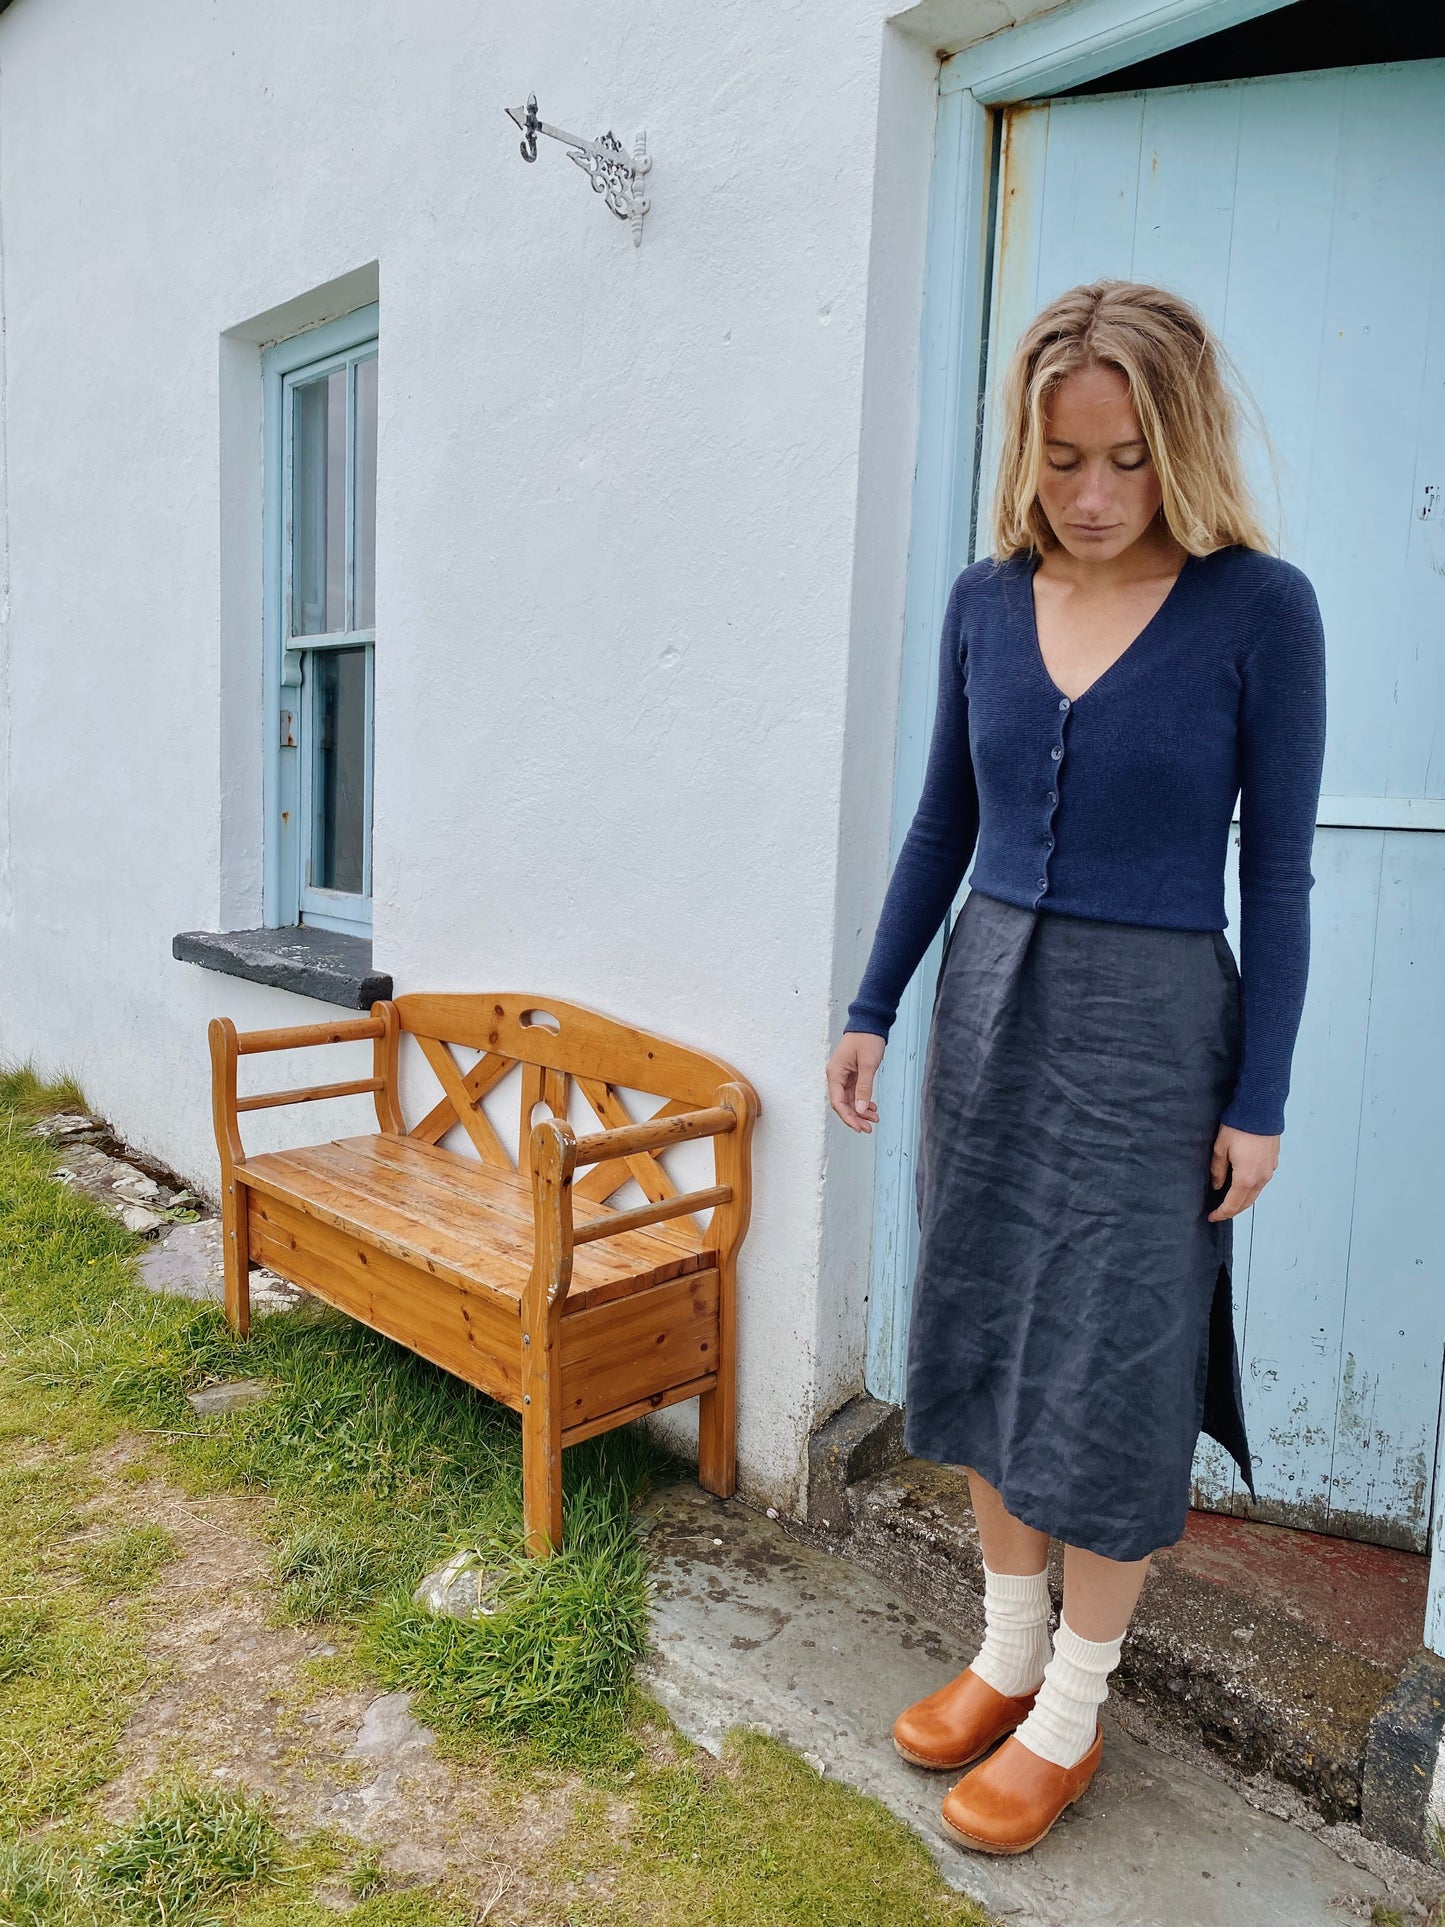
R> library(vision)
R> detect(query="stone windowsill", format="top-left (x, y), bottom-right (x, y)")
top-left (171, 926), bottom-right (392, 1011)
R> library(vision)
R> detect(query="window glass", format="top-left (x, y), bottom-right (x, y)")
top-left (310, 646), bottom-right (368, 895)
top-left (268, 310), bottom-right (378, 933)
top-left (354, 355), bottom-right (378, 631)
top-left (291, 367), bottom-right (347, 636)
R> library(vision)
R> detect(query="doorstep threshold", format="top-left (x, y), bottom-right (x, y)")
top-left (640, 1481), bottom-right (1410, 1923)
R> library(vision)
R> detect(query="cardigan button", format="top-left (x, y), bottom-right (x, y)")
top-left (1047, 790), bottom-right (1058, 805)
top-left (1058, 697), bottom-right (1070, 711)
top-left (1050, 745), bottom-right (1063, 761)
top-left (1037, 876), bottom-right (1048, 891)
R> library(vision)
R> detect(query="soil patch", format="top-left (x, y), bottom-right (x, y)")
top-left (86, 1435), bottom-right (582, 1920)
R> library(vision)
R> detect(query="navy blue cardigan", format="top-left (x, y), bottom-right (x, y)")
top-left (847, 544), bottom-right (1327, 1135)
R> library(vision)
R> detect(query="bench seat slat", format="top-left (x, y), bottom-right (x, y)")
top-left (355, 1133), bottom-right (709, 1262)
top-left (242, 1155), bottom-right (522, 1298)
top-left (239, 1135), bottom-right (712, 1313)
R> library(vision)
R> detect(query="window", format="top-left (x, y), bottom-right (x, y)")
top-left (262, 306), bottom-right (378, 933)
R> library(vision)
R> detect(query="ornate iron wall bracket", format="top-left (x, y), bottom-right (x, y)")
top-left (505, 94), bottom-right (651, 246)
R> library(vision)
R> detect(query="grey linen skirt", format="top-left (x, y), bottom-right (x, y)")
top-left (906, 890), bottom-right (1257, 1562)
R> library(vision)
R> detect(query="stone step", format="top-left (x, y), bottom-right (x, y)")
top-left (836, 1453), bottom-right (1428, 1838)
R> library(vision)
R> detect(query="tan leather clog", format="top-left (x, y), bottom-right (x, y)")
top-left (892, 1667), bottom-right (1039, 1771)
top-left (940, 1724), bottom-right (1103, 1853)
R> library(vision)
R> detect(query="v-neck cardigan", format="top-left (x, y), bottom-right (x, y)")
top-left (846, 544), bottom-right (1327, 1136)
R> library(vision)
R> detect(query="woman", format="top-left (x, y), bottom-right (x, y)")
top-left (826, 280), bottom-right (1326, 1855)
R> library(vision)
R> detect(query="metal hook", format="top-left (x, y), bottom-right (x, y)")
top-left (505, 93), bottom-right (651, 244)
top-left (519, 92), bottom-right (539, 164)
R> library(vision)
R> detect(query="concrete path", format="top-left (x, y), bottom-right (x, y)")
top-left (640, 1484), bottom-right (1409, 1927)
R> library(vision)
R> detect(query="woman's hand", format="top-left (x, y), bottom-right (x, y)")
top-left (827, 1031), bottom-right (886, 1134)
top-left (1207, 1125), bottom-right (1280, 1221)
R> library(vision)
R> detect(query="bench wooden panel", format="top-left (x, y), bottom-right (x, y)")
top-left (208, 992), bottom-right (758, 1555)
top-left (248, 1189), bottom-right (523, 1404)
top-left (557, 1267), bottom-right (721, 1431)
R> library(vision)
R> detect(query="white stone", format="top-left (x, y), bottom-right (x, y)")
top-left (186, 1377), bottom-right (272, 1415)
top-left (30, 1113), bottom-right (99, 1140)
top-left (112, 1172), bottom-right (162, 1202)
top-left (119, 1203), bottom-right (168, 1236)
top-left (412, 1550), bottom-right (503, 1620)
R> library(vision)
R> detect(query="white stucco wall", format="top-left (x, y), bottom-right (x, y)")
top-left (0, 0), bottom-right (1058, 1508)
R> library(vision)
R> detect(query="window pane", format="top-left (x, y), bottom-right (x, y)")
top-left (354, 354), bottom-right (378, 631)
top-left (310, 647), bottom-right (368, 894)
top-left (291, 368), bottom-right (347, 636)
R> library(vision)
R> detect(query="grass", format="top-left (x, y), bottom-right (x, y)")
top-left (578, 1725), bottom-right (986, 1926)
top-left (0, 1451), bottom-right (159, 1829)
top-left (0, 1064), bottom-right (655, 1770)
top-left (90, 1783), bottom-right (287, 1924)
top-left (76, 1527), bottom-right (179, 1595)
top-left (0, 1066), bottom-right (995, 1926)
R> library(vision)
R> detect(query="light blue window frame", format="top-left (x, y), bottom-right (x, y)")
top-left (261, 304), bottom-right (379, 934)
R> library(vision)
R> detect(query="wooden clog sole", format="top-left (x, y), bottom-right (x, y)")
top-left (939, 1779), bottom-right (1092, 1855)
top-left (892, 1730), bottom-right (1015, 1772)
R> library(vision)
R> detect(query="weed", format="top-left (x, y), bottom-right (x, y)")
top-left (237, 1893), bottom-right (467, 1927)
top-left (0, 1458), bottom-right (152, 1829)
top-left (0, 1837), bottom-right (91, 1927)
top-left (349, 1851), bottom-right (387, 1899)
top-left (91, 1781), bottom-right (286, 1924)
top-left (363, 1477), bottom-right (650, 1767)
top-left (0, 1071), bottom-right (994, 1927)
top-left (75, 1524), bottom-right (178, 1594)
top-left (0, 1601), bottom-right (51, 1685)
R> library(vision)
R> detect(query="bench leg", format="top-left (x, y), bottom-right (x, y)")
top-left (222, 1174), bottom-right (252, 1339)
top-left (522, 1390), bottom-right (563, 1556)
top-left (697, 1255), bottom-right (737, 1498)
top-left (697, 1385), bottom-right (735, 1498)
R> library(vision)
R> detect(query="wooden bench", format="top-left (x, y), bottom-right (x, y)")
top-left (207, 993), bottom-right (758, 1554)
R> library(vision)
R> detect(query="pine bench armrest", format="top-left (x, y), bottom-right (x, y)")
top-left (571, 1102), bottom-right (737, 1167)
top-left (524, 1084), bottom-right (754, 1314)
top-left (208, 1006), bottom-right (402, 1165)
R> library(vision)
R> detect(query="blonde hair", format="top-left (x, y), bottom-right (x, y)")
top-left (989, 279), bottom-right (1273, 560)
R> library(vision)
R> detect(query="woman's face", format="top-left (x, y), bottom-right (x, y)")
top-left (1034, 362), bottom-right (1165, 562)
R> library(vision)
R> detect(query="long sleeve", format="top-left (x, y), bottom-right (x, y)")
top-left (1221, 568), bottom-right (1327, 1135)
top-left (846, 571), bottom-right (981, 1037)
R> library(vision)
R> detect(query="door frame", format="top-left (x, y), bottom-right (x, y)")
top-left (869, 0), bottom-right (1445, 1653)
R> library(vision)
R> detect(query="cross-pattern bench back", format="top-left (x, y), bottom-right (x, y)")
top-left (391, 992), bottom-right (750, 1214)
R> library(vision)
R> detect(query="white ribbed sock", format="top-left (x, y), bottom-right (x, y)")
top-left (968, 1563), bottom-right (1053, 1699)
top-left (1012, 1615), bottom-right (1122, 1768)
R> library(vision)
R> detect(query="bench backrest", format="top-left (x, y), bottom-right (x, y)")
top-left (387, 992), bottom-right (754, 1208)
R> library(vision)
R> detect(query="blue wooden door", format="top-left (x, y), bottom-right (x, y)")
top-left (950, 60), bottom-right (1445, 1549)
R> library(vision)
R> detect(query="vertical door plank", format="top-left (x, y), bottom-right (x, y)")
top-left (1390, 80), bottom-right (1445, 805)
top-left (1128, 81), bottom-right (1243, 318)
top-left (1220, 69), bottom-right (1345, 554)
top-left (978, 101), bottom-right (1053, 515)
top-left (1231, 829), bottom-right (1380, 1529)
top-left (1303, 64), bottom-right (1445, 800)
top-left (1328, 832), bottom-right (1445, 1546)
top-left (1031, 91), bottom-right (1145, 299)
